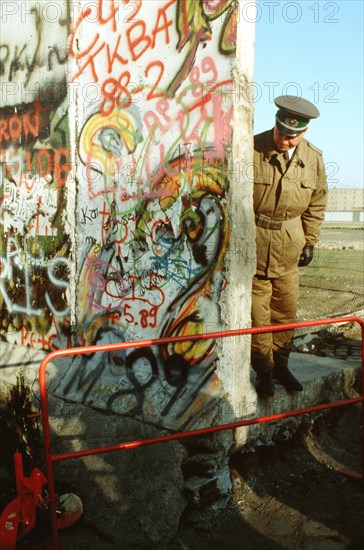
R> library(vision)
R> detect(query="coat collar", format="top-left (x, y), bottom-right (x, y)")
top-left (261, 129), bottom-right (308, 167)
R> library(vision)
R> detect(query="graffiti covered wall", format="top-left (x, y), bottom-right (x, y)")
top-left (0, 0), bottom-right (71, 350)
top-left (1, 0), bottom-right (255, 431)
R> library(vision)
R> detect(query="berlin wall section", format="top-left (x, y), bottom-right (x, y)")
top-left (0, 1), bottom-right (71, 351)
top-left (0, 1), bottom-right (255, 543)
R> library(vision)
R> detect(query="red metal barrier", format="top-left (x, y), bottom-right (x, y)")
top-left (38, 316), bottom-right (364, 549)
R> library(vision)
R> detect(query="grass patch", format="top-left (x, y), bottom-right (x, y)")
top-left (301, 249), bottom-right (363, 289)
top-left (309, 247), bottom-right (364, 270)
top-left (300, 247), bottom-right (364, 289)
top-left (299, 248), bottom-right (364, 318)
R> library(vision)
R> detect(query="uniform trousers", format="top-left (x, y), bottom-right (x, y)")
top-left (251, 268), bottom-right (299, 374)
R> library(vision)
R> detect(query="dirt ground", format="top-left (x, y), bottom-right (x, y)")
top-left (172, 408), bottom-right (364, 550)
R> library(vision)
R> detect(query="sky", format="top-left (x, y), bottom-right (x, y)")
top-left (251, 0), bottom-right (364, 188)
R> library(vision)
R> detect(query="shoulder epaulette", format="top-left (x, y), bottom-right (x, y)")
top-left (307, 141), bottom-right (323, 155)
top-left (254, 131), bottom-right (266, 142)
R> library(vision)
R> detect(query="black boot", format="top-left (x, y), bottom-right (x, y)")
top-left (272, 367), bottom-right (303, 392)
top-left (256, 371), bottom-right (275, 398)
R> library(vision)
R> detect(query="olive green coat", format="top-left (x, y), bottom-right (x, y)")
top-left (253, 129), bottom-right (328, 277)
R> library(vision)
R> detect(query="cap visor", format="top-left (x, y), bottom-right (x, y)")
top-left (276, 120), bottom-right (305, 137)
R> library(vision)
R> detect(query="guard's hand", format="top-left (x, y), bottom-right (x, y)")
top-left (298, 244), bottom-right (314, 267)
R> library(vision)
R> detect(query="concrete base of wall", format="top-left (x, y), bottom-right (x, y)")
top-left (238, 352), bottom-right (361, 451)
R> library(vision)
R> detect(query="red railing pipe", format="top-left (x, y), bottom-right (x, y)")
top-left (38, 316), bottom-right (364, 550)
top-left (51, 395), bottom-right (363, 462)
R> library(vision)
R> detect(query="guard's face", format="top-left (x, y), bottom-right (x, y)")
top-left (273, 126), bottom-right (307, 152)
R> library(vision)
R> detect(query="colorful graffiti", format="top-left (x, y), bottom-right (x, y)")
top-left (69, 0), bottom-right (236, 113)
top-left (2, 0), bottom-right (240, 427)
top-left (53, 0), bottom-right (237, 427)
top-left (0, 1), bottom-right (71, 350)
top-left (59, 153), bottom-right (229, 427)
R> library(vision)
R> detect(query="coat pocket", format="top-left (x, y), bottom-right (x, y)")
top-left (300, 179), bottom-right (316, 191)
top-left (285, 224), bottom-right (306, 260)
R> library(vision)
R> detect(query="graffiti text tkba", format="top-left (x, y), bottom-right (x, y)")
top-left (70, 0), bottom-right (176, 112)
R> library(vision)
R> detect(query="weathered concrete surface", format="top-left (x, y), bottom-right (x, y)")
top-left (0, 341), bottom-right (232, 544)
top-left (0, 342), bottom-right (186, 545)
top-left (0, 342), bottom-right (49, 397)
top-left (47, 398), bottom-right (188, 547)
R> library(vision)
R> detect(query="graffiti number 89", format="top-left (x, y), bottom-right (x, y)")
top-left (124, 304), bottom-right (158, 328)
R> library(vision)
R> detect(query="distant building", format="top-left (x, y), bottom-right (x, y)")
top-left (325, 187), bottom-right (364, 222)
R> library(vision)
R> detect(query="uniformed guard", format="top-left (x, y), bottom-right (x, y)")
top-left (252, 95), bottom-right (328, 398)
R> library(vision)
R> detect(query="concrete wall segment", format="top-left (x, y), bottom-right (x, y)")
top-left (218, 1), bottom-right (256, 442)
top-left (1, 0), bottom-right (72, 353)
top-left (48, 0), bottom-right (256, 434)
top-left (1, 7), bottom-right (256, 534)
top-left (0, 0), bottom-right (70, 108)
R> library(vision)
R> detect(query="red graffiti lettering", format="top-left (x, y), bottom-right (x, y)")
top-left (69, 0), bottom-right (177, 109)
top-left (127, 20), bottom-right (152, 61)
top-left (8, 114), bottom-right (22, 141)
top-left (106, 34), bottom-right (128, 72)
top-left (145, 61), bottom-right (165, 101)
top-left (151, 0), bottom-right (175, 47)
top-left (35, 149), bottom-right (53, 178)
top-left (144, 111), bottom-right (168, 141)
top-left (21, 325), bottom-right (70, 351)
top-left (100, 72), bottom-right (132, 115)
top-left (0, 120), bottom-right (9, 142)
top-left (69, 0), bottom-right (118, 59)
top-left (1, 146), bottom-right (70, 189)
top-left (54, 147), bottom-right (71, 187)
top-left (156, 98), bottom-right (172, 123)
top-left (0, 103), bottom-right (44, 145)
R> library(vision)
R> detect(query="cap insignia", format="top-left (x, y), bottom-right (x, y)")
top-left (284, 118), bottom-right (299, 128)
